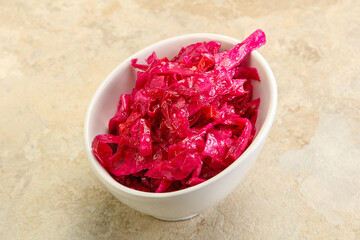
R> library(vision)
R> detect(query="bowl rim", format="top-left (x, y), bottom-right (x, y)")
top-left (84, 33), bottom-right (277, 198)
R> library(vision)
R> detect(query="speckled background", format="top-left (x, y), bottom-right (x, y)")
top-left (1, 0), bottom-right (360, 239)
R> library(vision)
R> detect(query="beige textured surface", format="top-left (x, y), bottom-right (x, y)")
top-left (1, 0), bottom-right (360, 239)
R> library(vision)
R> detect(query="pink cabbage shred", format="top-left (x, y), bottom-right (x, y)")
top-left (92, 29), bottom-right (266, 193)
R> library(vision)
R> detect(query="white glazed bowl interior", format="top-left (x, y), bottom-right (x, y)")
top-left (84, 33), bottom-right (277, 221)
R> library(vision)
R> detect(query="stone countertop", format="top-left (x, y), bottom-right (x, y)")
top-left (1, 0), bottom-right (359, 239)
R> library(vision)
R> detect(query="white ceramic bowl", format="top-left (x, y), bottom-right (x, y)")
top-left (84, 33), bottom-right (277, 221)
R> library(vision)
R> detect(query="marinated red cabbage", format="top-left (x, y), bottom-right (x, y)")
top-left (92, 29), bottom-right (266, 193)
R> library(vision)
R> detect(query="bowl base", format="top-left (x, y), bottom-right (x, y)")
top-left (152, 213), bottom-right (199, 222)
